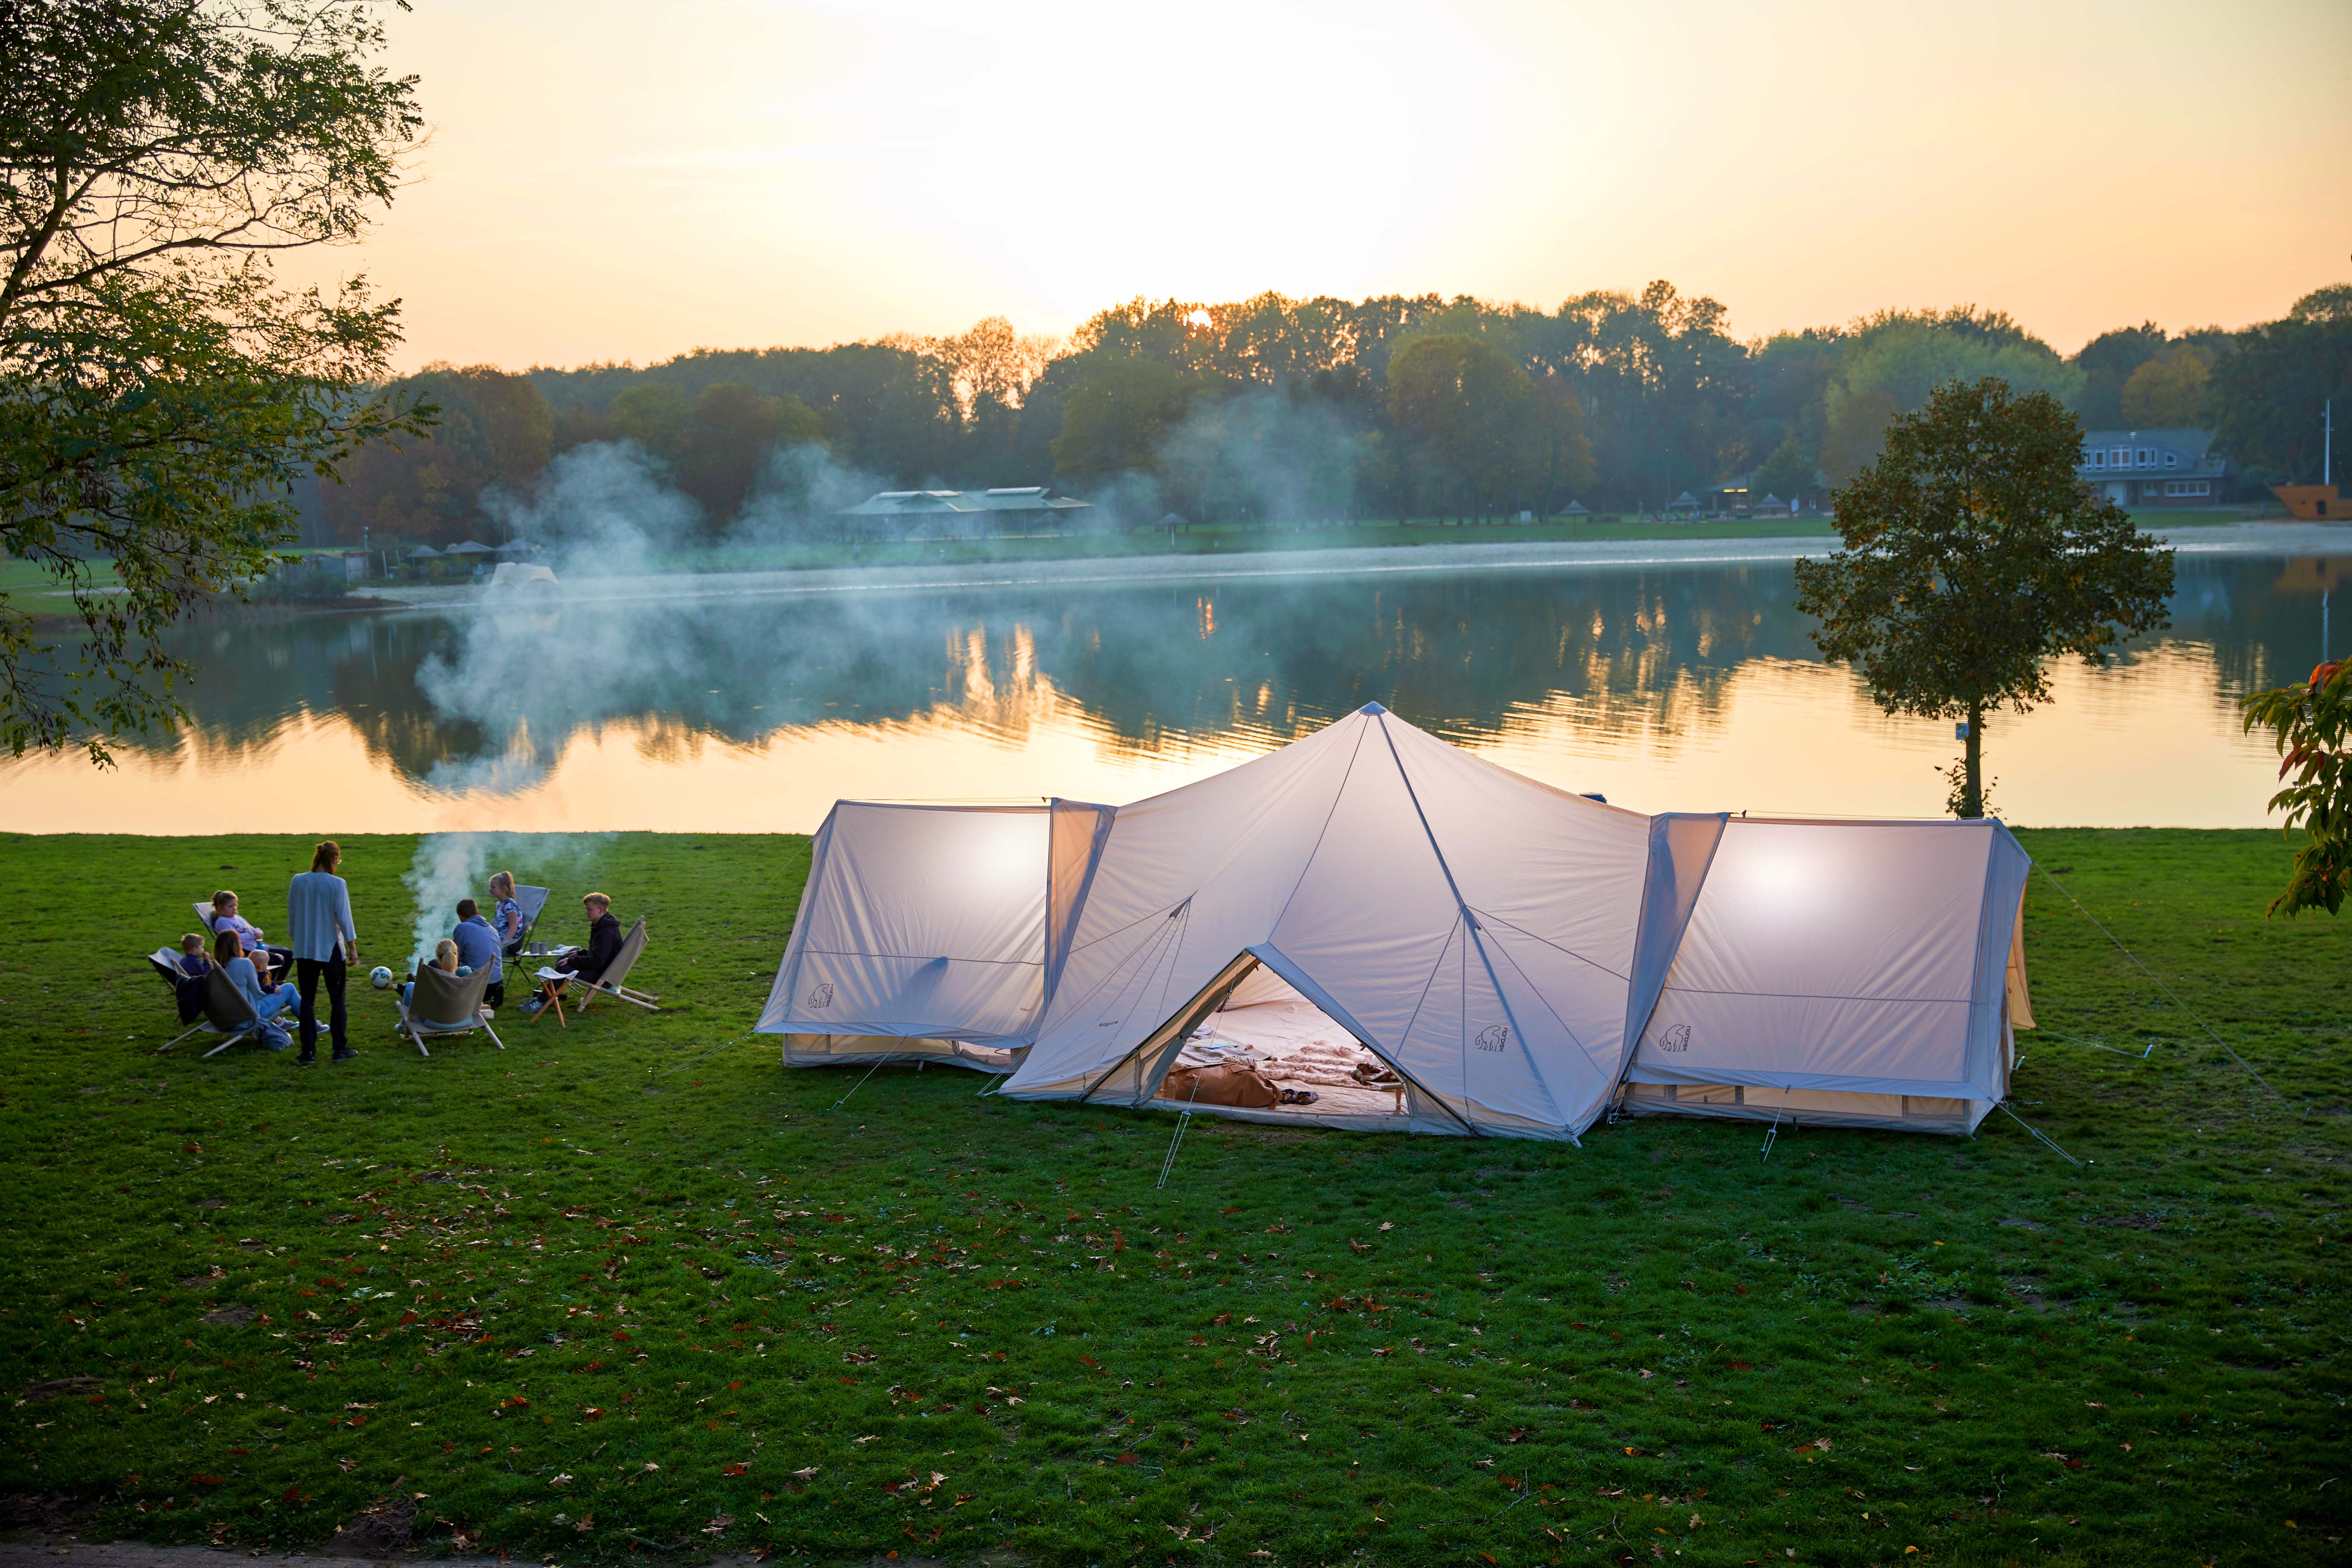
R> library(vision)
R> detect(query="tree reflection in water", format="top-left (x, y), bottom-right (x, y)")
top-left (8, 552), bottom-right (2338, 827)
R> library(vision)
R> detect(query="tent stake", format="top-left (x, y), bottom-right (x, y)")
top-left (1759, 1090), bottom-right (1788, 1162)
top-left (832, 1057), bottom-right (888, 1111)
top-left (1997, 1102), bottom-right (2083, 1165)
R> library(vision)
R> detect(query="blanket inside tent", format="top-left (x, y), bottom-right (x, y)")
top-left (1161, 966), bottom-right (1405, 1118)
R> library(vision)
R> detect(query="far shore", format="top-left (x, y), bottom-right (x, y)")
top-left (363, 518), bottom-right (2352, 612)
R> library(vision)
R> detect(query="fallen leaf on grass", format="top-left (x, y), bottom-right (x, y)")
top-left (790, 1467), bottom-right (818, 1480)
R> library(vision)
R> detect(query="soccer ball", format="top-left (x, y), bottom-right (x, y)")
top-left (369, 965), bottom-right (393, 989)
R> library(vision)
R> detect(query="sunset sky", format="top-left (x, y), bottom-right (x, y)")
top-left (308, 0), bottom-right (2352, 373)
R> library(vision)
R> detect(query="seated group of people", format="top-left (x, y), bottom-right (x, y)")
top-left (399, 880), bottom-right (623, 1024)
top-left (172, 859), bottom-right (625, 1045)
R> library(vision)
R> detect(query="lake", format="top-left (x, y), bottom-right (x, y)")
top-left (3, 545), bottom-right (2343, 832)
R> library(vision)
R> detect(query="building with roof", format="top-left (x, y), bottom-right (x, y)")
top-left (838, 486), bottom-right (1091, 536)
top-left (2078, 428), bottom-right (2229, 507)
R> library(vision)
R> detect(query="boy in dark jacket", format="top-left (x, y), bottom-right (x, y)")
top-left (522, 893), bottom-right (622, 1014)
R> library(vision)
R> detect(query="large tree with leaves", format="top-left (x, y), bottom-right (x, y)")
top-left (1793, 377), bottom-right (2174, 818)
top-left (1, 0), bottom-right (427, 763)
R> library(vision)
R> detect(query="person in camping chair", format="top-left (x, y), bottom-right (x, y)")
top-left (450, 897), bottom-right (504, 1007)
top-left (488, 870), bottom-right (528, 957)
top-left (207, 890), bottom-right (291, 982)
top-left (521, 892), bottom-right (621, 1016)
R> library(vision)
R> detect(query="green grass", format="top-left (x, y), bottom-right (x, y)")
top-left (0, 828), bottom-right (2344, 1565)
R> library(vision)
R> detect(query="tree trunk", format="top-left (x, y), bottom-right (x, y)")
top-left (1960, 703), bottom-right (1985, 819)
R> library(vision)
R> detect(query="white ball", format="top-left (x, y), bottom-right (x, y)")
top-left (368, 965), bottom-right (393, 989)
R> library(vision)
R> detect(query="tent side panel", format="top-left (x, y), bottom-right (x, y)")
top-left (1618, 812), bottom-right (1727, 1080)
top-left (755, 803), bottom-right (1053, 1044)
top-left (756, 809), bottom-right (839, 1033)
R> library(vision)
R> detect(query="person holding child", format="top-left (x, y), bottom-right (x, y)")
top-left (217, 929), bottom-right (296, 1047)
top-left (206, 890), bottom-right (291, 983)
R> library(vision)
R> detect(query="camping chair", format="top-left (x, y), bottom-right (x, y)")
top-left (530, 916), bottom-right (659, 1027)
top-left (156, 968), bottom-right (277, 1058)
top-left (149, 947), bottom-right (204, 1025)
top-left (502, 885), bottom-right (552, 958)
top-left (395, 964), bottom-right (505, 1057)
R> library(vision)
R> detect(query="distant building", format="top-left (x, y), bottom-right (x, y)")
top-left (839, 486), bottom-right (1091, 532)
top-left (2078, 428), bottom-right (2229, 507)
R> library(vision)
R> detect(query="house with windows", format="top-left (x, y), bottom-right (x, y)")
top-left (2077, 428), bottom-right (2229, 507)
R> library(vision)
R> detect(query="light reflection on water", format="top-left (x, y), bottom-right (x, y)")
top-left (1, 554), bottom-right (2338, 832)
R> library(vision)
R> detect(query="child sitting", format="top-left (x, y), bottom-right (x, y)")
top-left (172, 933), bottom-right (212, 1024)
top-left (399, 939), bottom-right (462, 1008)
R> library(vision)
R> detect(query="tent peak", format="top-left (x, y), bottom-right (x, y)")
top-left (1356, 701), bottom-right (1390, 716)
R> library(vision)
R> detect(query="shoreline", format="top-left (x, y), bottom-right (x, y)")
top-left (365, 519), bottom-right (2352, 613)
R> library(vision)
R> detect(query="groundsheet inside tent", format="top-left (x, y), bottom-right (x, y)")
top-left (1616, 816), bottom-right (2032, 1133)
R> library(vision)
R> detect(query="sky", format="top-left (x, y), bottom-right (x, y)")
top-left (300, 0), bottom-right (2352, 373)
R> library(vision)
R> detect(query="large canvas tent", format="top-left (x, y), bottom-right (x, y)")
top-left (755, 705), bottom-right (2035, 1140)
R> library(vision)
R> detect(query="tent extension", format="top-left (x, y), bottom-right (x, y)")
top-left (1615, 815), bottom-right (2033, 1134)
top-left (754, 798), bottom-right (1112, 1072)
top-left (753, 704), bottom-right (2037, 1140)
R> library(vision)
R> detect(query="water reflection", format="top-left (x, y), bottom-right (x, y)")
top-left (2, 554), bottom-right (2339, 831)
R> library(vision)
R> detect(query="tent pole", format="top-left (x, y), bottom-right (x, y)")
top-left (832, 1057), bottom-right (888, 1111)
top-left (1758, 1091), bottom-right (1788, 1162)
top-left (1996, 1102), bottom-right (2083, 1165)
top-left (1154, 1075), bottom-right (1208, 1190)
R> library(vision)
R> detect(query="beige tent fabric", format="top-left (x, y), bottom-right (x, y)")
top-left (2006, 904), bottom-right (2036, 1030)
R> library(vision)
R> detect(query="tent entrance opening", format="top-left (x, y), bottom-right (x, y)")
top-left (1153, 963), bottom-right (1405, 1120)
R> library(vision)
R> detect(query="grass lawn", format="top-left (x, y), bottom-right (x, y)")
top-left (1, 828), bottom-right (2343, 1566)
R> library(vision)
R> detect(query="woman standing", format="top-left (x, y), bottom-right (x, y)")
top-left (286, 840), bottom-right (360, 1065)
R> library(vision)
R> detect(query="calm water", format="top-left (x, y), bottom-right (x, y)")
top-left (4, 552), bottom-right (2343, 832)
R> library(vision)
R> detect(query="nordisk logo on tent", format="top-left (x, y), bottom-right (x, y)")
top-left (805, 982), bottom-right (834, 1009)
top-left (1661, 1023), bottom-right (1690, 1052)
top-left (1474, 1024), bottom-right (1509, 1052)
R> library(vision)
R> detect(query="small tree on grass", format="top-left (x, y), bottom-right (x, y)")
top-left (1793, 377), bottom-right (2175, 818)
top-left (2241, 659), bottom-right (2351, 915)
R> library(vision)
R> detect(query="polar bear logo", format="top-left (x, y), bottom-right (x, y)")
top-left (1474, 1024), bottom-right (1508, 1052)
top-left (805, 982), bottom-right (834, 1009)
top-left (1661, 1022), bottom-right (1690, 1053)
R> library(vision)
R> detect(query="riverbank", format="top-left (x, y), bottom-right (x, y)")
top-left (367, 518), bottom-right (2352, 613)
top-left (4, 829), bottom-right (2342, 1565)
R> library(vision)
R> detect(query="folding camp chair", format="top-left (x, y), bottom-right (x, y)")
top-left (502, 885), bottom-right (552, 958)
top-left (150, 947), bottom-right (205, 1025)
top-left (157, 968), bottom-right (279, 1058)
top-left (395, 964), bottom-right (505, 1057)
top-left (530, 916), bottom-right (659, 1027)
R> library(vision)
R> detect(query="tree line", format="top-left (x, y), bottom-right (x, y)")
top-left (324, 281), bottom-right (2352, 548)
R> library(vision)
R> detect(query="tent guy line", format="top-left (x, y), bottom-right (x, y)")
top-left (2030, 863), bottom-right (2282, 1101)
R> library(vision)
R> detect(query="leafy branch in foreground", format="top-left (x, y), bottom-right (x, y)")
top-left (0, 0), bottom-right (432, 763)
top-left (2241, 658), bottom-right (2351, 916)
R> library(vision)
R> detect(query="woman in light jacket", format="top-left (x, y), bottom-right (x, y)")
top-left (217, 930), bottom-right (296, 1047)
